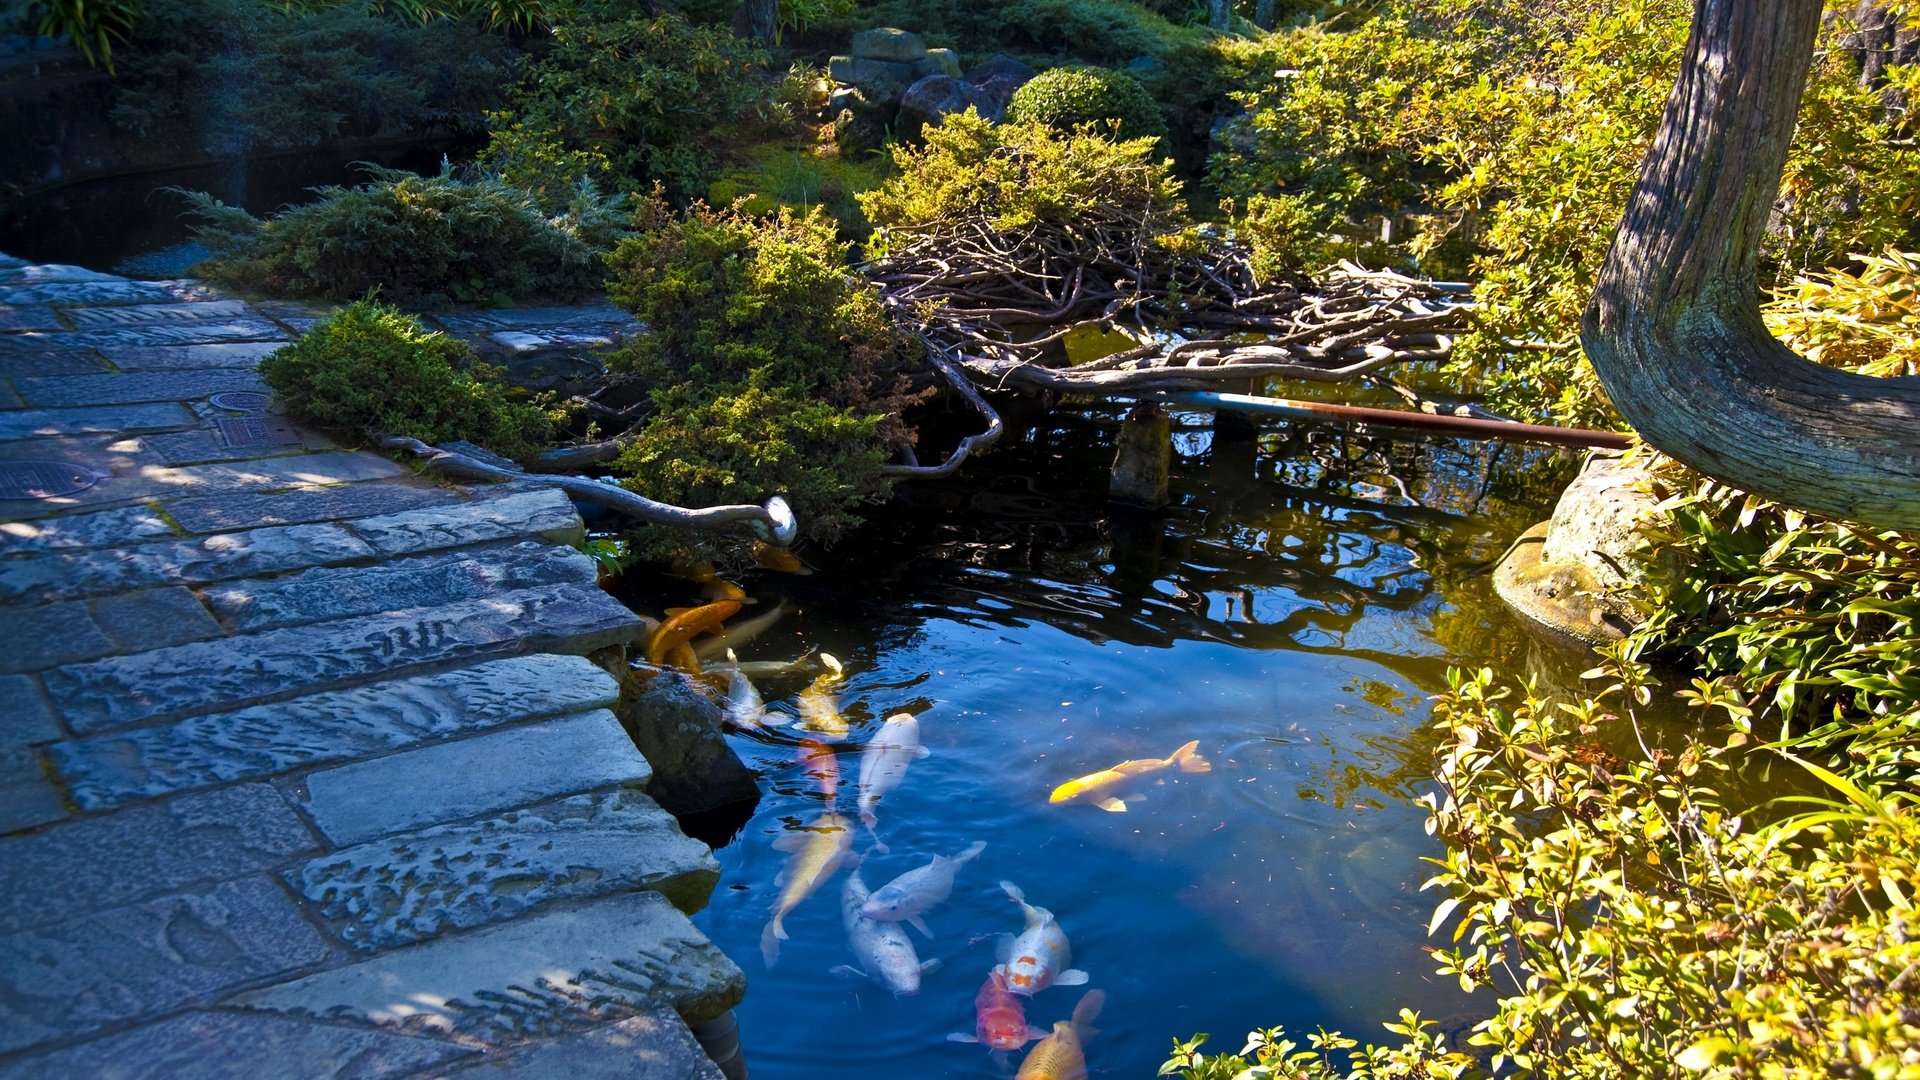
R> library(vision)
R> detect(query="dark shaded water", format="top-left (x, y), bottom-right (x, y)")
top-left (620, 407), bottom-right (1595, 1079)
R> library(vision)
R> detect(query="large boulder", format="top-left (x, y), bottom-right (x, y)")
top-left (961, 55), bottom-right (1036, 123)
top-left (828, 55), bottom-right (917, 105)
top-left (1494, 453), bottom-right (1663, 644)
top-left (615, 668), bottom-right (761, 817)
top-left (850, 26), bottom-right (928, 63)
top-left (915, 47), bottom-right (963, 79)
top-left (897, 74), bottom-right (972, 137)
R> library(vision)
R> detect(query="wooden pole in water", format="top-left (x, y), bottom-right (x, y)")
top-left (1156, 392), bottom-right (1632, 451)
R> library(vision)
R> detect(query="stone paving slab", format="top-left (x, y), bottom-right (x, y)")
top-left (0, 783), bottom-right (317, 935)
top-left (89, 586), bottom-right (226, 651)
top-left (0, 877), bottom-right (332, 1056)
top-left (0, 265), bottom-right (121, 286)
top-left (207, 541), bottom-right (595, 633)
top-left (440, 1011), bottom-right (722, 1080)
top-left (428, 306), bottom-right (636, 333)
top-left (0, 598), bottom-right (116, 674)
top-left (101, 341), bottom-right (285, 371)
top-left (0, 521), bottom-right (376, 606)
top-left (45, 584), bottom-right (643, 733)
top-left (15, 367), bottom-right (270, 406)
top-left (0, 747), bottom-right (65, 835)
top-left (161, 480), bottom-right (457, 535)
top-left (300, 709), bottom-right (650, 846)
top-left (159, 450), bottom-right (413, 497)
top-left (348, 488), bottom-right (585, 555)
top-left (0, 348), bottom-right (109, 377)
top-left (0, 279), bottom-right (214, 307)
top-left (0, 448), bottom-right (414, 525)
top-left (290, 790), bottom-right (717, 952)
top-left (144, 424), bottom-right (333, 467)
top-left (51, 654), bottom-right (621, 811)
top-left (0, 676), bottom-right (59, 750)
top-left (0, 402), bottom-right (198, 441)
top-left (0, 383), bottom-right (19, 410)
top-left (0, 320), bottom-right (288, 355)
top-left (60, 300), bottom-right (258, 329)
top-left (0, 305), bottom-right (63, 333)
top-left (0, 1009), bottom-right (475, 1080)
top-left (0, 503), bottom-right (178, 554)
top-left (228, 890), bottom-right (746, 1043)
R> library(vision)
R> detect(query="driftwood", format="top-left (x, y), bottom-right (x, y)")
top-left (879, 342), bottom-right (1007, 479)
top-left (378, 435), bottom-right (797, 543)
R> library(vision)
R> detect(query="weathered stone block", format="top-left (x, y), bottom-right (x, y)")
top-left (0, 675), bottom-right (60, 749)
top-left (14, 368), bottom-right (270, 407)
top-left (0, 522), bottom-right (377, 606)
top-left (0, 280), bottom-right (212, 307)
top-left (0, 599), bottom-right (115, 673)
top-left (918, 46), bottom-right (963, 77)
top-left (0, 1010), bottom-right (474, 1080)
top-left (0, 783), bottom-right (316, 934)
top-left (157, 451), bottom-right (412, 498)
top-left (300, 709), bottom-right (650, 845)
top-left (0, 748), bottom-right (65, 835)
top-left (829, 55), bottom-right (916, 101)
top-left (0, 402), bottom-right (198, 442)
top-left (44, 584), bottom-right (643, 733)
top-left (0, 383), bottom-right (20, 410)
top-left (161, 479), bottom-right (453, 534)
top-left (0, 264), bottom-right (119, 286)
top-left (0, 321), bottom-right (287, 357)
top-left (898, 74), bottom-right (971, 136)
top-left (228, 890), bottom-right (747, 1041)
top-left (347, 487), bottom-right (585, 554)
top-left (0, 305), bottom-right (63, 332)
top-left (88, 587), bottom-right (225, 651)
top-left (99, 341), bottom-right (284, 371)
top-left (443, 1011), bottom-right (722, 1080)
top-left (0, 877), bottom-right (330, 1056)
top-left (51, 654), bottom-right (621, 810)
top-left (143, 425), bottom-right (325, 466)
top-left (850, 26), bottom-right (927, 61)
top-left (0, 503), bottom-right (177, 554)
top-left (290, 789), bottom-right (718, 951)
top-left (619, 673), bottom-right (760, 817)
top-left (0, 348), bottom-right (109, 377)
top-left (206, 540), bottom-right (595, 632)
top-left (61, 300), bottom-right (258, 328)
top-left (428, 305), bottom-right (638, 333)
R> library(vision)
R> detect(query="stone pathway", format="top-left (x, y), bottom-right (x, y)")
top-left (0, 257), bottom-right (743, 1077)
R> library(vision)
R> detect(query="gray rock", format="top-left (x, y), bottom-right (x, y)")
top-left (1495, 454), bottom-right (1661, 643)
top-left (965, 53), bottom-right (1036, 87)
top-left (15, 368), bottom-right (270, 407)
top-left (299, 709), bottom-right (649, 845)
top-left (918, 47), bottom-right (963, 78)
top-left (850, 26), bottom-right (927, 62)
top-left (428, 305), bottom-right (637, 333)
top-left (0, 676), bottom-right (60, 749)
top-left (290, 789), bottom-right (718, 950)
top-left (0, 321), bottom-right (288, 357)
top-left (206, 540), bottom-right (594, 633)
top-left (0, 748), bottom-right (65, 835)
top-left (0, 783), bottom-right (316, 934)
top-left (0, 521), bottom-right (377, 606)
top-left (347, 488), bottom-right (586, 554)
top-left (968, 72), bottom-right (1029, 123)
top-left (0, 348), bottom-right (109, 376)
top-left (0, 402), bottom-right (198, 442)
top-left (443, 1011), bottom-right (722, 1080)
top-left (479, 345), bottom-right (607, 392)
top-left (620, 672), bottom-right (760, 817)
top-left (98, 342), bottom-right (284, 371)
top-left (0, 264), bottom-right (121, 286)
top-left (51, 654), bottom-right (621, 811)
top-left (44, 583), bottom-right (644, 733)
top-left (0, 877), bottom-right (330, 1056)
top-left (829, 55), bottom-right (917, 103)
top-left (0, 280), bottom-right (213, 307)
top-left (88, 587), bottom-right (225, 651)
top-left (897, 74), bottom-right (972, 136)
top-left (827, 85), bottom-right (868, 116)
top-left (227, 890), bottom-right (746, 1040)
top-left (0, 1010), bottom-right (473, 1080)
top-left (0, 598), bottom-right (115, 673)
top-left (0, 503), bottom-right (176, 554)
top-left (161, 480), bottom-right (453, 534)
top-left (0, 304), bottom-right (63, 332)
top-left (60, 300), bottom-right (257, 328)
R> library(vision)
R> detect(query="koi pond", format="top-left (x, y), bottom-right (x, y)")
top-left (619, 403), bottom-right (1599, 1079)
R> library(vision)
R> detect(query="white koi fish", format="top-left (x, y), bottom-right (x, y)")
top-left (722, 648), bottom-right (791, 732)
top-left (760, 812), bottom-right (854, 967)
top-left (995, 880), bottom-right (1089, 996)
top-left (830, 866), bottom-right (941, 996)
top-left (694, 599), bottom-right (793, 664)
top-left (859, 840), bottom-right (987, 937)
top-left (856, 712), bottom-right (929, 851)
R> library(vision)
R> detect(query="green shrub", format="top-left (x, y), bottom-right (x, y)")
top-left (603, 197), bottom-right (925, 547)
top-left (483, 13), bottom-right (775, 202)
top-left (706, 145), bottom-right (888, 238)
top-left (261, 299), bottom-right (559, 459)
top-left (181, 164), bottom-right (627, 306)
top-left (1005, 65), bottom-right (1168, 145)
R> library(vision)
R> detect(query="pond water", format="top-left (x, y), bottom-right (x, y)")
top-left (618, 405), bottom-right (1596, 1079)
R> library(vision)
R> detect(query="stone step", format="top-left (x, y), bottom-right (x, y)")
top-left (0, 1010), bottom-right (474, 1080)
top-left (436, 1012), bottom-right (722, 1080)
top-left (226, 890), bottom-right (746, 1044)
top-left (159, 479), bottom-right (455, 535)
top-left (0, 348), bottom-right (109, 377)
top-left (99, 341), bottom-right (285, 371)
top-left (13, 367), bottom-right (272, 406)
top-left (204, 540), bottom-right (596, 633)
top-left (43, 584), bottom-right (644, 734)
top-left (343, 487), bottom-right (585, 555)
top-left (0, 447), bottom-right (412, 524)
top-left (0, 402), bottom-right (199, 442)
top-left (0, 305), bottom-right (63, 333)
top-left (0, 279), bottom-right (214, 307)
top-left (60, 300), bottom-right (259, 329)
top-left (0, 321), bottom-right (287, 357)
top-left (0, 265), bottom-right (122, 286)
top-left (50, 653), bottom-right (622, 811)
top-left (289, 789), bottom-right (717, 951)
top-left (298, 709), bottom-right (650, 846)
top-left (0, 504), bottom-right (177, 555)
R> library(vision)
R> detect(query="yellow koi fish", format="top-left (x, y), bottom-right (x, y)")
top-left (645, 600), bottom-right (740, 667)
top-left (760, 812), bottom-right (853, 968)
top-left (1014, 988), bottom-right (1104, 1080)
top-left (796, 652), bottom-right (849, 738)
top-left (1047, 739), bottom-right (1211, 812)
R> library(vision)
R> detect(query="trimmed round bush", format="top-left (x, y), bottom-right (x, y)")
top-left (1005, 65), bottom-right (1167, 144)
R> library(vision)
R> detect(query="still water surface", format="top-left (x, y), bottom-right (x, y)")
top-left (626, 407), bottom-right (1591, 1079)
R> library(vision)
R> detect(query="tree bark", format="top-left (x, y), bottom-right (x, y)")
top-left (1208, 0), bottom-right (1232, 32)
top-left (735, 0), bottom-right (777, 44)
top-left (1580, 0), bottom-right (1920, 531)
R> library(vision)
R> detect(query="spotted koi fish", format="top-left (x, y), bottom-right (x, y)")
top-left (995, 880), bottom-right (1089, 996)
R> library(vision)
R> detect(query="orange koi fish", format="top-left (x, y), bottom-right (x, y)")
top-left (797, 738), bottom-right (841, 802)
top-left (1014, 989), bottom-right (1104, 1080)
top-left (1047, 739), bottom-right (1211, 812)
top-left (760, 812), bottom-right (853, 968)
top-left (646, 599), bottom-right (741, 667)
top-left (947, 971), bottom-right (1047, 1058)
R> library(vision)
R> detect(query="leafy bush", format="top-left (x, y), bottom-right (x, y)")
top-left (603, 197), bottom-right (925, 547)
top-left (181, 164), bottom-right (628, 306)
top-left (261, 299), bottom-right (559, 459)
top-left (1006, 65), bottom-right (1168, 145)
top-left (706, 145), bottom-right (888, 238)
top-left (482, 13), bottom-right (774, 202)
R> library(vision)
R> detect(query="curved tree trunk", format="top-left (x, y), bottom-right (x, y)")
top-left (1580, 0), bottom-right (1920, 531)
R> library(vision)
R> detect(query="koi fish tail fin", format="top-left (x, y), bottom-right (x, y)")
top-left (999, 880), bottom-right (1025, 905)
top-left (1171, 739), bottom-right (1212, 773)
top-left (946, 1033), bottom-right (980, 1044)
top-left (726, 648), bottom-right (739, 669)
top-left (955, 840), bottom-right (987, 864)
top-left (759, 919), bottom-right (783, 968)
top-left (1071, 989), bottom-right (1107, 1042)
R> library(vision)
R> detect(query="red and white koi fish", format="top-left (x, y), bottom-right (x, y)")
top-left (1047, 738), bottom-right (1211, 812)
top-left (860, 840), bottom-right (987, 937)
top-left (995, 880), bottom-right (1089, 996)
top-left (760, 812), bottom-right (853, 968)
top-left (797, 738), bottom-right (841, 803)
top-left (831, 866), bottom-right (941, 996)
top-left (947, 971), bottom-right (1047, 1058)
top-left (1014, 989), bottom-right (1105, 1080)
top-left (856, 712), bottom-right (929, 851)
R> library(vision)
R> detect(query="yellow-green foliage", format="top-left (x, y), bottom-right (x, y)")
top-left (1005, 65), bottom-right (1167, 145)
top-left (706, 147), bottom-right (888, 237)
top-left (1765, 249), bottom-right (1920, 379)
top-left (260, 299), bottom-right (560, 459)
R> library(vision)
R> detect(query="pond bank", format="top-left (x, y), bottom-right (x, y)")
top-left (0, 255), bottom-right (745, 1077)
